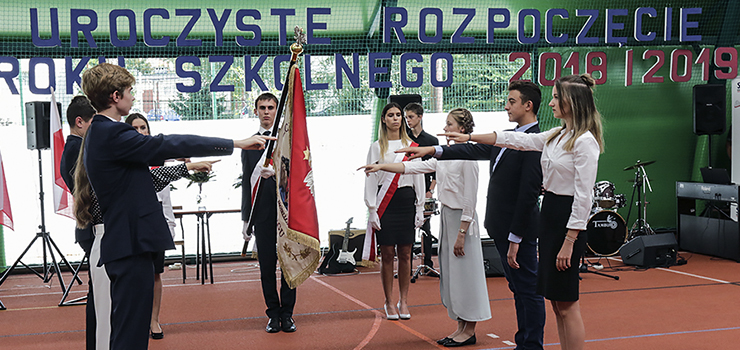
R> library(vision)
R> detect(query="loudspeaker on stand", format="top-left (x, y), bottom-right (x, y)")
top-left (25, 101), bottom-right (61, 150)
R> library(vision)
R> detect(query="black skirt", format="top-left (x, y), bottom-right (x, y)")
top-left (536, 191), bottom-right (588, 302)
top-left (376, 187), bottom-right (416, 246)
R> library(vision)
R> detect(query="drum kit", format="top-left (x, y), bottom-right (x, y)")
top-left (586, 160), bottom-right (656, 257)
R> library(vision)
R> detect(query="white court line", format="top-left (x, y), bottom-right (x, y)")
top-left (486, 333), bottom-right (500, 339)
top-left (605, 257), bottom-right (732, 284)
top-left (502, 340), bottom-right (516, 345)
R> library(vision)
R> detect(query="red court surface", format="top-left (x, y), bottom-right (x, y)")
top-left (1, 252), bottom-right (738, 349)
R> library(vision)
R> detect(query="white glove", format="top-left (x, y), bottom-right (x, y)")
top-left (414, 207), bottom-right (425, 229)
top-left (369, 210), bottom-right (381, 231)
top-left (259, 164), bottom-right (275, 179)
top-left (242, 220), bottom-right (253, 242)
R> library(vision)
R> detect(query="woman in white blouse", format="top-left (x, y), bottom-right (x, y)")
top-left (361, 108), bottom-right (490, 347)
top-left (364, 102), bottom-right (425, 321)
top-left (434, 74), bottom-right (603, 350)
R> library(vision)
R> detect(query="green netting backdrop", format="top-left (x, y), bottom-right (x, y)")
top-left (0, 0), bottom-right (739, 231)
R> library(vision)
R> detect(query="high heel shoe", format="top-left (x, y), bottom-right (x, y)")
top-left (384, 304), bottom-right (399, 320)
top-left (397, 302), bottom-right (411, 320)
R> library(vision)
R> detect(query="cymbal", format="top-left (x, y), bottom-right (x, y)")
top-left (624, 160), bottom-right (655, 171)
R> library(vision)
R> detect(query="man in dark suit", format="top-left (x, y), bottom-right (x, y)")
top-left (398, 81), bottom-right (546, 350)
top-left (241, 92), bottom-right (297, 333)
top-left (59, 95), bottom-right (96, 349)
top-left (81, 63), bottom-right (272, 350)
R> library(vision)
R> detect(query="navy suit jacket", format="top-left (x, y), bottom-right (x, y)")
top-left (60, 134), bottom-right (94, 243)
top-left (240, 146), bottom-right (277, 225)
top-left (440, 125), bottom-right (542, 241)
top-left (84, 115), bottom-right (234, 265)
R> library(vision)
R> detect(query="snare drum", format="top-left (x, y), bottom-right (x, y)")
top-left (586, 210), bottom-right (627, 256)
top-left (593, 181), bottom-right (617, 208)
top-left (423, 198), bottom-right (439, 217)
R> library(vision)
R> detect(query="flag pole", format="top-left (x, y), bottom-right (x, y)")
top-left (242, 27), bottom-right (306, 256)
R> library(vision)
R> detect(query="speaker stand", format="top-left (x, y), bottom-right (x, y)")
top-left (579, 255), bottom-right (619, 280)
top-left (0, 149), bottom-right (82, 306)
top-left (59, 251), bottom-right (89, 306)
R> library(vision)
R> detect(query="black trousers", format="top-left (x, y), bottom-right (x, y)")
top-left (254, 221), bottom-right (296, 319)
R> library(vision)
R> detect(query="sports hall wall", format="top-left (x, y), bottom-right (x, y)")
top-left (0, 0), bottom-right (738, 233)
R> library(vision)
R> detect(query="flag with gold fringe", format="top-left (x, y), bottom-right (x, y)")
top-left (273, 66), bottom-right (320, 288)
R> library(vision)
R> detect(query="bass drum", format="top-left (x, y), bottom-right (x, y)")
top-left (586, 210), bottom-right (627, 256)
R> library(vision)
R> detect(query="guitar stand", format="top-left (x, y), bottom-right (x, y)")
top-left (578, 255), bottom-right (619, 280)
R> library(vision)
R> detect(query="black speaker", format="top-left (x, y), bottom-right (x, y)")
top-left (620, 233), bottom-right (678, 267)
top-left (693, 84), bottom-right (726, 135)
top-left (481, 238), bottom-right (505, 277)
top-left (388, 94), bottom-right (422, 111)
top-left (25, 101), bottom-right (60, 150)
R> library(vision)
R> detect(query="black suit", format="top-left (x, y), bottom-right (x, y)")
top-left (440, 124), bottom-right (545, 350)
top-left (84, 114), bottom-right (233, 349)
top-left (410, 130), bottom-right (439, 268)
top-left (241, 136), bottom-right (296, 320)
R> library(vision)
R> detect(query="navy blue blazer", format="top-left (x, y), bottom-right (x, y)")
top-left (60, 134), bottom-right (94, 243)
top-left (240, 147), bottom-right (277, 225)
top-left (440, 125), bottom-right (542, 241)
top-left (83, 115), bottom-right (234, 265)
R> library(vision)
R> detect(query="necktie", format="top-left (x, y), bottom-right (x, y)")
top-left (263, 131), bottom-right (271, 136)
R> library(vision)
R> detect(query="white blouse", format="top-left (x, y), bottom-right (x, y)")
top-left (496, 127), bottom-right (600, 231)
top-left (403, 158), bottom-right (478, 223)
top-left (364, 140), bottom-right (425, 211)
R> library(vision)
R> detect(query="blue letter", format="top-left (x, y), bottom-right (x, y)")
top-left (29, 58), bottom-right (55, 94)
top-left (175, 56), bottom-right (201, 93)
top-left (209, 56), bottom-right (234, 92)
top-left (236, 10), bottom-right (261, 46)
top-left (30, 8), bottom-right (61, 47)
top-left (144, 9), bottom-right (170, 47)
top-left (545, 9), bottom-right (568, 44)
top-left (208, 9), bottom-right (231, 47)
top-left (271, 9), bottom-right (296, 46)
top-left (487, 8), bottom-right (510, 43)
top-left (664, 8), bottom-right (672, 41)
top-left (431, 53), bottom-right (453, 87)
top-left (680, 8), bottom-right (701, 42)
top-left (305, 55), bottom-right (328, 91)
top-left (110, 10), bottom-right (137, 47)
top-left (273, 55), bottom-right (290, 90)
top-left (419, 8), bottom-right (442, 44)
top-left (335, 53), bottom-right (360, 89)
top-left (451, 8), bottom-right (475, 44)
top-left (634, 7), bottom-right (657, 42)
top-left (369, 52), bottom-right (392, 88)
top-left (576, 9), bottom-right (599, 44)
top-left (65, 56), bottom-right (90, 94)
top-left (176, 9), bottom-right (202, 47)
top-left (384, 7), bottom-right (407, 43)
top-left (0, 56), bottom-right (19, 94)
top-left (517, 9), bottom-right (540, 44)
top-left (71, 9), bottom-right (98, 48)
top-left (400, 53), bottom-right (423, 88)
top-left (244, 55), bottom-right (268, 91)
top-left (307, 8), bottom-right (331, 45)
top-left (606, 9), bottom-right (628, 44)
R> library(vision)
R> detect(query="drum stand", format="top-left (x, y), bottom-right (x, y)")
top-left (410, 228), bottom-right (439, 283)
top-left (579, 254), bottom-right (619, 280)
top-left (626, 161), bottom-right (655, 240)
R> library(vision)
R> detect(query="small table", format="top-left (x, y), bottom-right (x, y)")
top-left (174, 208), bottom-right (241, 284)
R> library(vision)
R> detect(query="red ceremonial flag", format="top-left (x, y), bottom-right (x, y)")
top-left (50, 88), bottom-right (75, 219)
top-left (0, 149), bottom-right (13, 230)
top-left (274, 66), bottom-right (321, 288)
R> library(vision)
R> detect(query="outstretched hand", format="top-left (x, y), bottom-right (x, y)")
top-left (357, 163), bottom-right (383, 175)
top-left (234, 135), bottom-right (277, 150)
top-left (438, 132), bottom-right (469, 145)
top-left (395, 146), bottom-right (435, 160)
top-left (186, 160), bottom-right (220, 172)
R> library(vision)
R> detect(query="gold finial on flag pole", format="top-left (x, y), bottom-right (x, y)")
top-left (291, 26), bottom-right (306, 57)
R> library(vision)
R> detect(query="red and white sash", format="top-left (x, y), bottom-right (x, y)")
top-left (362, 142), bottom-right (417, 261)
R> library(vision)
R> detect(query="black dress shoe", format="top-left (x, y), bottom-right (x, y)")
top-left (443, 334), bottom-right (476, 347)
top-left (150, 331), bottom-right (164, 340)
top-left (266, 318), bottom-right (281, 333)
top-left (281, 317), bottom-right (296, 332)
top-left (436, 337), bottom-right (451, 345)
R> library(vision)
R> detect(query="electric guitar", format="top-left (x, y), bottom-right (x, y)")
top-left (336, 218), bottom-right (357, 265)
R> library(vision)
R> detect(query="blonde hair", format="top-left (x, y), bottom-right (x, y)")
top-left (546, 74), bottom-right (604, 153)
top-left (73, 137), bottom-right (93, 229)
top-left (378, 102), bottom-right (412, 159)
